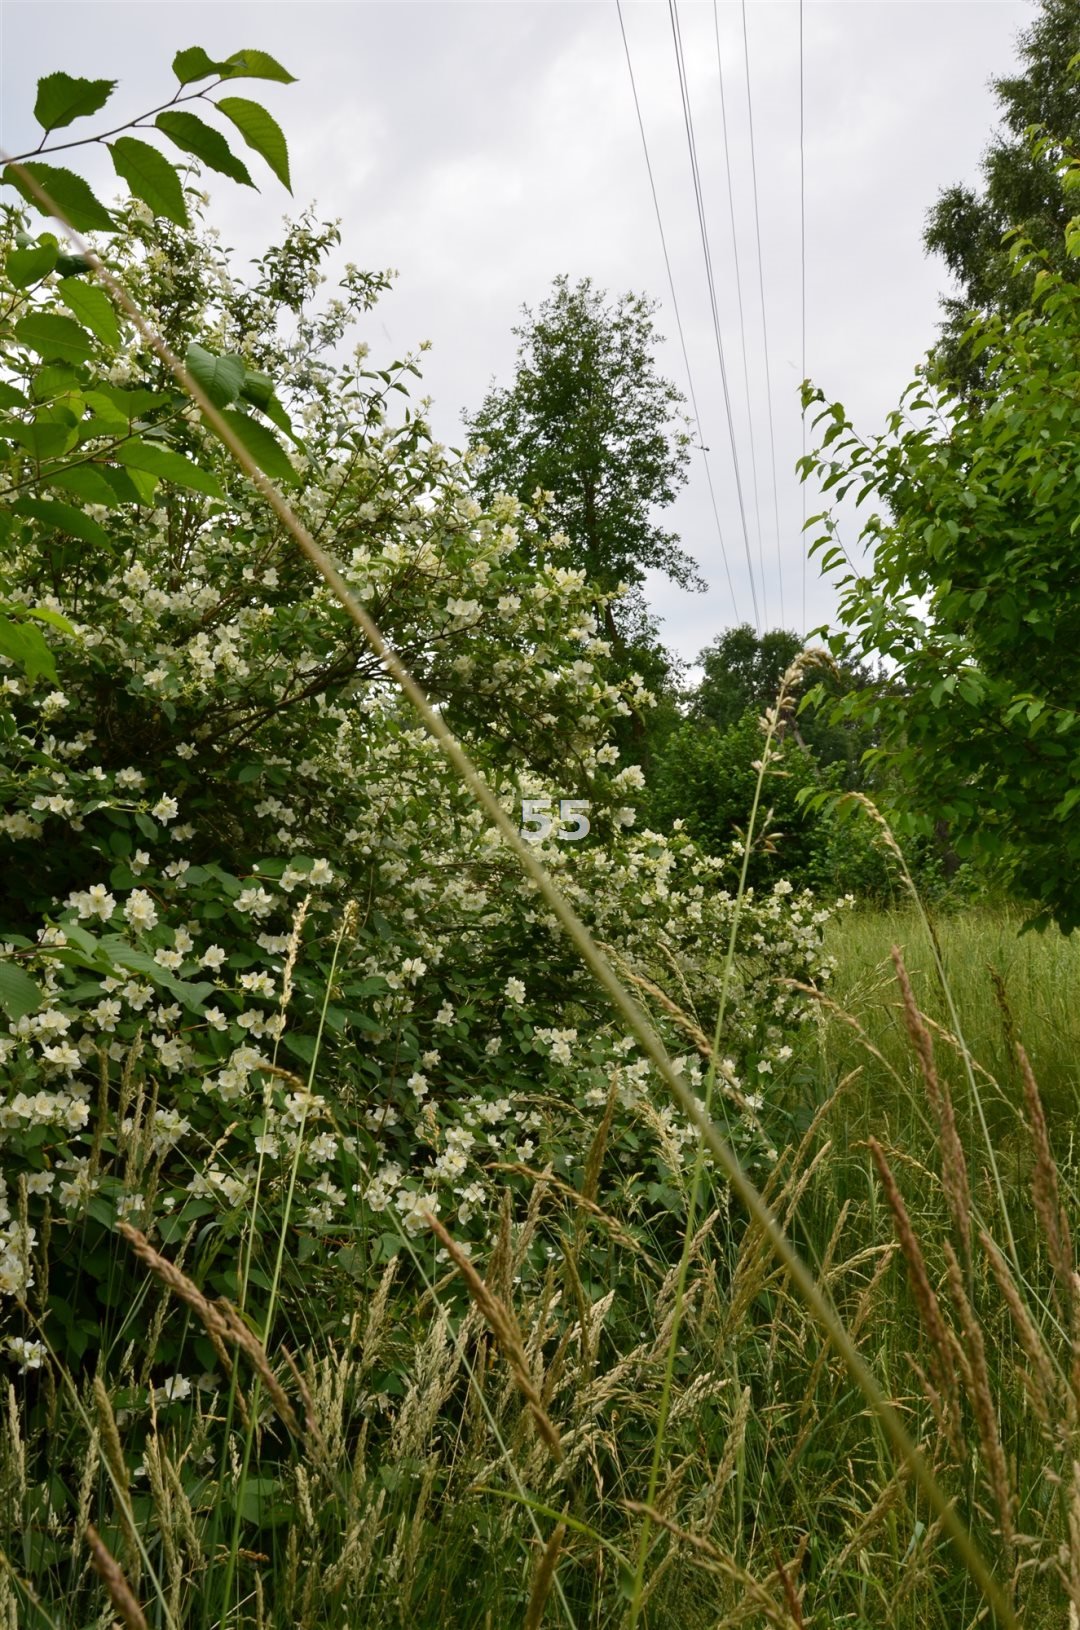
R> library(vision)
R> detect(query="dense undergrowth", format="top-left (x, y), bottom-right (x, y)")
top-left (4, 45), bottom-right (1080, 1630)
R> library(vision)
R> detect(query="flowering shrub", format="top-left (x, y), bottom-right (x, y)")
top-left (0, 122), bottom-right (849, 1381)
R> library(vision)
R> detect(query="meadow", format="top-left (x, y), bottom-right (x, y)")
top-left (6, 888), bottom-right (1080, 1629)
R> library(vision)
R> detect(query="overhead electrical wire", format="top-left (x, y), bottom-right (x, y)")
top-left (668, 0), bottom-right (762, 633)
top-left (739, 0), bottom-right (786, 629)
top-left (615, 0), bottom-right (742, 626)
top-left (710, 0), bottom-right (768, 628)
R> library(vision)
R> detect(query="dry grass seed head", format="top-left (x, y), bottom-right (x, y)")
top-left (1018, 1044), bottom-right (1075, 1315)
top-left (943, 1238), bottom-right (1015, 1552)
top-left (978, 1227), bottom-right (1060, 1430)
top-left (425, 1210), bottom-right (563, 1463)
top-left (891, 946), bottom-right (972, 1267)
top-left (866, 1138), bottom-right (963, 1445)
top-left (85, 1523), bottom-right (148, 1630)
top-left (524, 1520), bottom-right (567, 1630)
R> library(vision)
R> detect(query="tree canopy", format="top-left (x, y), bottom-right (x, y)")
top-left (924, 0), bottom-right (1080, 391)
top-left (464, 275), bottom-right (702, 650)
top-left (804, 232), bottom-right (1080, 930)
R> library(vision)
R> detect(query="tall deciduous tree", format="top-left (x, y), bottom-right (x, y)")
top-left (924, 0), bottom-right (1080, 392)
top-left (803, 231), bottom-right (1080, 930)
top-left (464, 275), bottom-right (702, 652)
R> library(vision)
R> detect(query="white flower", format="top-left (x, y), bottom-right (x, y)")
top-left (309, 858), bottom-right (334, 886)
top-left (204, 1007), bottom-right (229, 1032)
top-left (5, 1337), bottom-right (46, 1373)
top-left (154, 1374), bottom-right (192, 1405)
top-left (115, 767), bottom-right (144, 789)
top-left (124, 890), bottom-right (158, 932)
top-left (151, 796), bottom-right (179, 823)
top-left (201, 945), bottom-right (227, 970)
top-left (434, 1002), bottom-right (455, 1026)
top-left (504, 977), bottom-right (526, 1004)
top-left (236, 887), bottom-right (273, 919)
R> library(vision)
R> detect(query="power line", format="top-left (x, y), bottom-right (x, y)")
top-left (711, 0), bottom-right (768, 628)
top-left (740, 0), bottom-right (786, 630)
top-left (668, 0), bottom-right (762, 633)
top-left (616, 0), bottom-right (742, 626)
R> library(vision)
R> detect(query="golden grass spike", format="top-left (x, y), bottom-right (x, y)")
top-left (85, 1523), bottom-right (148, 1630)
top-left (979, 1227), bottom-right (1059, 1429)
top-left (943, 1239), bottom-right (1015, 1554)
top-left (424, 1210), bottom-right (563, 1463)
top-left (1018, 1044), bottom-right (1076, 1314)
top-left (867, 1137), bottom-right (962, 1447)
top-left (524, 1520), bottom-right (566, 1630)
top-left (92, 1378), bottom-right (140, 1570)
top-left (891, 946), bottom-right (972, 1268)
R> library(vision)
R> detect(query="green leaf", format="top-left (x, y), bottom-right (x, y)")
top-left (109, 138), bottom-right (189, 227)
top-left (92, 384), bottom-right (174, 419)
top-left (5, 242), bottom-right (58, 288)
top-left (0, 382), bottom-right (28, 409)
top-left (25, 606), bottom-right (75, 635)
top-left (113, 440), bottom-right (225, 499)
top-left (172, 46), bottom-right (229, 85)
top-left (14, 312), bottom-right (95, 365)
top-left (215, 97), bottom-right (291, 190)
top-left (0, 418), bottom-right (78, 460)
top-left (11, 497), bottom-right (110, 548)
top-left (220, 49), bottom-right (297, 84)
top-left (186, 343), bottom-right (246, 408)
top-left (34, 72), bottom-right (116, 132)
top-left (0, 613), bottom-right (57, 684)
top-left (55, 254), bottom-right (93, 279)
top-left (154, 110), bottom-right (255, 187)
top-left (217, 406), bottom-right (298, 485)
top-left (0, 962), bottom-right (43, 1022)
top-left (46, 465), bottom-right (126, 506)
top-left (56, 280), bottom-right (121, 349)
top-left (2, 162), bottom-right (115, 233)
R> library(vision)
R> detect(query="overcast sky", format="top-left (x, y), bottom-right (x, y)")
top-left (1, 0), bottom-right (1032, 660)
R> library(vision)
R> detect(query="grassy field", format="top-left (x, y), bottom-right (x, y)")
top-left (6, 901), bottom-right (1080, 1628)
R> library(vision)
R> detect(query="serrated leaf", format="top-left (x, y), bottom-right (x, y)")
top-left (55, 280), bottom-right (121, 349)
top-left (112, 440), bottom-right (225, 499)
top-left (11, 497), bottom-right (110, 548)
top-left (0, 962), bottom-right (43, 1021)
top-left (34, 72), bottom-right (116, 132)
top-left (155, 110), bottom-right (255, 187)
top-left (2, 162), bottom-right (115, 233)
top-left (0, 614), bottom-right (57, 684)
top-left (216, 406), bottom-right (298, 485)
top-left (5, 242), bottom-right (57, 288)
top-left (221, 49), bottom-right (297, 84)
top-left (109, 138), bottom-right (189, 227)
top-left (14, 312), bottom-right (96, 365)
top-left (172, 46), bottom-right (228, 86)
top-left (186, 343), bottom-right (246, 408)
top-left (215, 97), bottom-right (291, 190)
